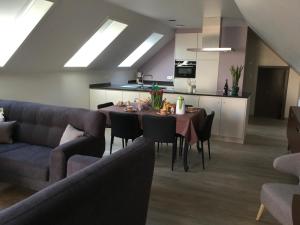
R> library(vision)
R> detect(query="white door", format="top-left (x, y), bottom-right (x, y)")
top-left (220, 98), bottom-right (247, 139)
top-left (199, 96), bottom-right (221, 135)
top-left (89, 90), bottom-right (106, 110)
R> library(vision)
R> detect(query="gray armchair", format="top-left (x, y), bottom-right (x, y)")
top-left (256, 153), bottom-right (300, 225)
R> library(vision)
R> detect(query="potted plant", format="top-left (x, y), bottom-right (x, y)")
top-left (230, 65), bottom-right (244, 96)
top-left (150, 84), bottom-right (163, 110)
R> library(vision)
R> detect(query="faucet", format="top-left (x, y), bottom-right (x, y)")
top-left (140, 74), bottom-right (153, 88)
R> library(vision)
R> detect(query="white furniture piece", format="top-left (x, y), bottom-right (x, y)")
top-left (90, 88), bottom-right (249, 144)
top-left (174, 33), bottom-right (198, 61)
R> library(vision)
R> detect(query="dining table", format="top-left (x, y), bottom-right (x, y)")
top-left (99, 105), bottom-right (207, 172)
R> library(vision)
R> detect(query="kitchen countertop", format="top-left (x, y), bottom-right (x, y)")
top-left (89, 83), bottom-right (251, 99)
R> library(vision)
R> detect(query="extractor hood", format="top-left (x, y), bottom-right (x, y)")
top-left (187, 17), bottom-right (233, 52)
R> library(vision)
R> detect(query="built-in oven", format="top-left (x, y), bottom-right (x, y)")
top-left (174, 60), bottom-right (196, 78)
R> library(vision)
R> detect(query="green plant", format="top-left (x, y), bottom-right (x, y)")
top-left (230, 65), bottom-right (244, 87)
top-left (150, 84), bottom-right (163, 110)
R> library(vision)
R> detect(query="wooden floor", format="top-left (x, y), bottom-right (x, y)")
top-left (0, 118), bottom-right (296, 225)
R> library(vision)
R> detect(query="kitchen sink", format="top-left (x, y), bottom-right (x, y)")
top-left (121, 84), bottom-right (166, 90)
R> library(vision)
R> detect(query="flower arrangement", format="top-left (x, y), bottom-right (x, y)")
top-left (150, 84), bottom-right (163, 110)
top-left (230, 65), bottom-right (244, 96)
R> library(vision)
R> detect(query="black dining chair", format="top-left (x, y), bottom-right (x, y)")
top-left (142, 115), bottom-right (177, 170)
top-left (97, 102), bottom-right (114, 109)
top-left (109, 112), bottom-right (143, 154)
top-left (196, 111), bottom-right (215, 169)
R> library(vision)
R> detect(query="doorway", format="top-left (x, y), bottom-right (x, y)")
top-left (254, 66), bottom-right (289, 119)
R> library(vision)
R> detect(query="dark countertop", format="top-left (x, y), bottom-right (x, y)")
top-left (89, 83), bottom-right (251, 99)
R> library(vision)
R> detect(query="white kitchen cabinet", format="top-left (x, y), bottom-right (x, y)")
top-left (89, 89), bottom-right (106, 110)
top-left (122, 91), bottom-right (140, 103)
top-left (199, 96), bottom-right (221, 135)
top-left (163, 93), bottom-right (178, 104)
top-left (181, 95), bottom-right (199, 107)
top-left (220, 98), bottom-right (247, 140)
top-left (175, 33), bottom-right (198, 60)
top-left (105, 90), bottom-right (123, 105)
top-left (138, 91), bottom-right (150, 101)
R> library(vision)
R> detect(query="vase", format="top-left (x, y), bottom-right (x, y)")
top-left (151, 93), bottom-right (163, 110)
top-left (231, 86), bottom-right (239, 96)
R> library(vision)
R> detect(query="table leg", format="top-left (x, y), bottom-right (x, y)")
top-left (183, 139), bottom-right (189, 172)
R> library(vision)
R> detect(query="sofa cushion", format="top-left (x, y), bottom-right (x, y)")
top-left (0, 143), bottom-right (27, 154)
top-left (261, 183), bottom-right (300, 225)
top-left (60, 124), bottom-right (84, 145)
top-left (0, 143), bottom-right (52, 181)
top-left (0, 121), bottom-right (16, 144)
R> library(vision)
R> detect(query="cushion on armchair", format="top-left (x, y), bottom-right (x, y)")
top-left (59, 124), bottom-right (84, 145)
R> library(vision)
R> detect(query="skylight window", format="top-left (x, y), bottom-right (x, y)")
top-left (64, 19), bottom-right (128, 68)
top-left (0, 0), bottom-right (53, 67)
top-left (118, 32), bottom-right (164, 68)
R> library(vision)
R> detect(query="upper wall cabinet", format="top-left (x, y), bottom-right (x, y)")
top-left (174, 33), bottom-right (198, 61)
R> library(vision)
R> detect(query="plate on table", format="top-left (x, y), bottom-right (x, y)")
top-left (186, 107), bottom-right (199, 113)
top-left (124, 108), bottom-right (137, 112)
top-left (156, 112), bottom-right (170, 116)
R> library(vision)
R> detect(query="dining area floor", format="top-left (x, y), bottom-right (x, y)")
top-left (0, 118), bottom-right (296, 225)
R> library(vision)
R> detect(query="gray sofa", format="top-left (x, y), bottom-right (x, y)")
top-left (0, 100), bottom-right (106, 190)
top-left (256, 153), bottom-right (300, 225)
top-left (0, 137), bottom-right (155, 225)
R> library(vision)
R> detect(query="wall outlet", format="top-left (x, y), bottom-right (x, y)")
top-left (167, 76), bottom-right (173, 80)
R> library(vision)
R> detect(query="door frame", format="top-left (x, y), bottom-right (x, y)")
top-left (255, 66), bottom-right (290, 119)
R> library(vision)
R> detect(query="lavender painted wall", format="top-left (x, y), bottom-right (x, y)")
top-left (138, 39), bottom-right (175, 81)
top-left (217, 26), bottom-right (248, 92)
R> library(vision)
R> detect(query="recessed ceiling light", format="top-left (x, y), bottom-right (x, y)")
top-left (168, 19), bottom-right (176, 22)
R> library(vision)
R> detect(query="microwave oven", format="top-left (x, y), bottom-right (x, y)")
top-left (174, 60), bottom-right (196, 78)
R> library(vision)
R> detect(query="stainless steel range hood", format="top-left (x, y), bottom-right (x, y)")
top-left (187, 17), bottom-right (233, 52)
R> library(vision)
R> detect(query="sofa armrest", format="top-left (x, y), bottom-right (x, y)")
top-left (293, 194), bottom-right (300, 225)
top-left (273, 153), bottom-right (300, 178)
top-left (67, 155), bottom-right (99, 176)
top-left (49, 136), bottom-right (105, 182)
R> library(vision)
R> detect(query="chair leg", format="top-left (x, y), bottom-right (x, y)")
top-left (201, 141), bottom-right (205, 170)
top-left (157, 142), bottom-right (160, 152)
top-left (179, 136), bottom-right (183, 157)
top-left (256, 204), bottom-right (265, 221)
top-left (110, 135), bottom-right (114, 155)
top-left (122, 139), bottom-right (124, 148)
top-left (171, 141), bottom-right (177, 171)
top-left (125, 139), bottom-right (128, 146)
top-left (208, 139), bottom-right (211, 160)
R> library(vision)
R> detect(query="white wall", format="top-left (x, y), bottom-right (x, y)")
top-left (243, 30), bottom-right (300, 118)
top-left (0, 70), bottom-right (135, 109)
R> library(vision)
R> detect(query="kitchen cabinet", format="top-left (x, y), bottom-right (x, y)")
top-left (105, 90), bottom-right (123, 105)
top-left (175, 33), bottom-right (198, 60)
top-left (90, 90), bottom-right (106, 110)
top-left (220, 98), bottom-right (248, 141)
top-left (199, 96), bottom-right (221, 136)
top-left (122, 91), bottom-right (140, 103)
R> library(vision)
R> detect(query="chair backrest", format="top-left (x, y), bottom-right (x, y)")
top-left (97, 102), bottom-right (114, 109)
top-left (142, 115), bottom-right (176, 143)
top-left (198, 111), bottom-right (215, 141)
top-left (109, 112), bottom-right (141, 139)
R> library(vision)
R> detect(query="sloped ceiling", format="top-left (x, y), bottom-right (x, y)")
top-left (105, 0), bottom-right (243, 28)
top-left (235, 0), bottom-right (300, 73)
top-left (0, 0), bottom-right (174, 73)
